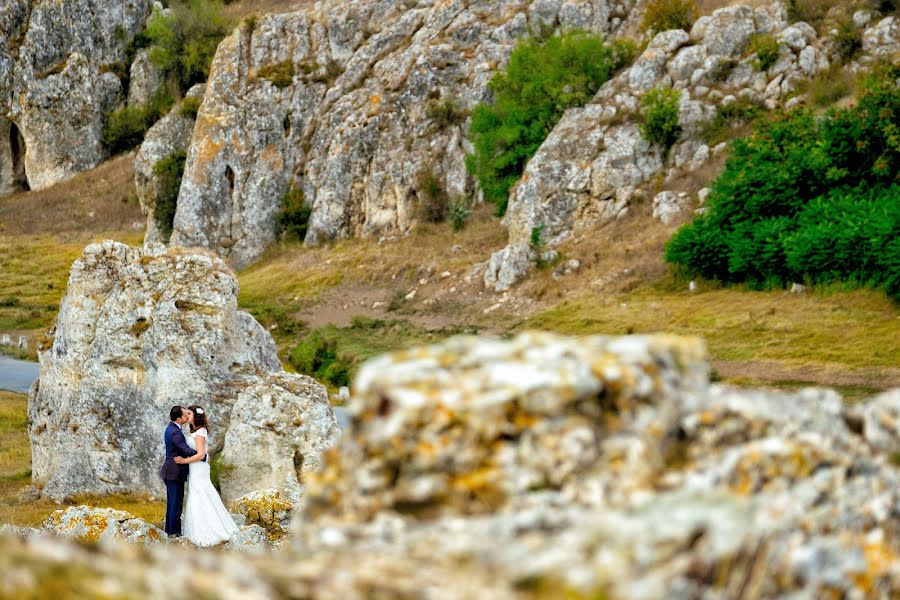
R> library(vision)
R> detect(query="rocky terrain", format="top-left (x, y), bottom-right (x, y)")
top-left (28, 241), bottom-right (338, 501)
top-left (4, 331), bottom-right (900, 598)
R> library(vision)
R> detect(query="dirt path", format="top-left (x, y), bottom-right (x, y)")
top-left (711, 359), bottom-right (900, 391)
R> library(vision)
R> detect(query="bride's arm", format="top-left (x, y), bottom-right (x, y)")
top-left (177, 435), bottom-right (207, 464)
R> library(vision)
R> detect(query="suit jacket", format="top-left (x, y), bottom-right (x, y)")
top-left (159, 422), bottom-right (198, 483)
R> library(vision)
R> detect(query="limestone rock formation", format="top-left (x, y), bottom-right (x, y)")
top-left (135, 85), bottom-right (205, 244)
top-left (224, 524), bottom-right (272, 552)
top-left (171, 0), bottom-right (641, 268)
top-left (28, 241), bottom-right (282, 501)
top-left (484, 3), bottom-right (846, 290)
top-left (230, 489), bottom-right (293, 535)
top-left (219, 374), bottom-right (340, 504)
top-left (43, 506), bottom-right (165, 544)
top-left (0, 0), bottom-right (153, 194)
top-left (128, 48), bottom-right (166, 107)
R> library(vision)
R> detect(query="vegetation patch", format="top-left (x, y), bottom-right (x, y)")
top-left (152, 150), bottom-right (188, 243)
top-left (103, 89), bottom-right (173, 154)
top-left (792, 64), bottom-right (857, 108)
top-left (417, 169), bottom-right (449, 224)
top-left (466, 32), bottom-right (621, 215)
top-left (640, 87), bottom-right (682, 158)
top-left (449, 196), bottom-right (471, 232)
top-left (426, 97), bottom-right (469, 130)
top-left (749, 34), bottom-right (780, 71)
top-left (276, 189), bottom-right (312, 241)
top-left (666, 64), bottom-right (900, 300)
top-left (179, 95), bottom-right (202, 119)
top-left (257, 60), bottom-right (295, 88)
top-left (641, 0), bottom-right (698, 34)
top-left (701, 97), bottom-right (764, 146)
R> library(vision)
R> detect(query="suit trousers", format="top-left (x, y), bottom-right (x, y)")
top-left (164, 479), bottom-right (186, 535)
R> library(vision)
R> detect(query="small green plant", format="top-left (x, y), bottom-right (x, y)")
top-left (709, 57), bottom-right (738, 83)
top-left (426, 98), bottom-right (468, 129)
top-left (833, 20), bottom-right (862, 63)
top-left (793, 64), bottom-right (856, 108)
top-left (289, 331), bottom-right (351, 388)
top-left (530, 225), bottom-right (545, 252)
top-left (179, 95), bottom-right (201, 119)
top-left (449, 196), bottom-right (471, 232)
top-left (0, 296), bottom-right (20, 308)
top-left (152, 150), bottom-right (187, 243)
top-left (749, 34), bottom-right (781, 71)
top-left (417, 169), bottom-right (449, 223)
top-left (103, 89), bottom-right (174, 154)
top-left (257, 60), bottom-right (295, 88)
top-left (640, 87), bottom-right (682, 158)
top-left (701, 97), bottom-right (764, 146)
top-left (277, 189), bottom-right (312, 241)
top-left (641, 0), bottom-right (698, 34)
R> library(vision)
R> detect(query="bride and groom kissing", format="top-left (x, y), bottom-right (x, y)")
top-left (160, 405), bottom-right (238, 546)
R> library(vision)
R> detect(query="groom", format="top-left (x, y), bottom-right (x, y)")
top-left (159, 405), bottom-right (198, 537)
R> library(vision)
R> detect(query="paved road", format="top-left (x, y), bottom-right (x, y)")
top-left (0, 355), bottom-right (38, 393)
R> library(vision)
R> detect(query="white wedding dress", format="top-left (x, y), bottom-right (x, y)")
top-left (182, 427), bottom-right (239, 546)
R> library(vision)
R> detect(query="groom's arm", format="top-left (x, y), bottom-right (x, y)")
top-left (170, 429), bottom-right (197, 458)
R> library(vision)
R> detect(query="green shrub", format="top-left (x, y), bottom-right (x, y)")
top-left (426, 98), bottom-right (468, 129)
top-left (640, 87), bottom-right (682, 157)
top-left (152, 150), bottom-right (187, 243)
top-left (449, 196), bottom-right (471, 232)
top-left (749, 34), bottom-right (780, 71)
top-left (666, 64), bottom-right (900, 299)
top-left (277, 189), bottom-right (312, 241)
top-left (793, 64), bottom-right (856, 108)
top-left (641, 0), bottom-right (698, 34)
top-left (145, 0), bottom-right (234, 92)
top-left (418, 169), bottom-right (449, 223)
top-left (289, 331), bottom-right (351, 388)
top-left (257, 60), bottom-right (295, 88)
top-left (833, 20), bottom-right (862, 63)
top-left (179, 95), bottom-right (201, 119)
top-left (103, 89), bottom-right (173, 154)
top-left (701, 97), bottom-right (764, 146)
top-left (466, 32), bottom-right (619, 215)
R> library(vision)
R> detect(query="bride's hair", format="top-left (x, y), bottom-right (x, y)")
top-left (188, 405), bottom-right (209, 433)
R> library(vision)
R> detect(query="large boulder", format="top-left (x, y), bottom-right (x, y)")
top-left (43, 506), bottom-right (165, 544)
top-left (230, 489), bottom-right (293, 534)
top-left (170, 0), bottom-right (640, 268)
top-left (0, 0), bottom-right (153, 194)
top-left (28, 241), bottom-right (282, 501)
top-left (219, 373), bottom-right (340, 504)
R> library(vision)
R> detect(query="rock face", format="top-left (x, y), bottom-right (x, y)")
top-left (0, 0), bottom-right (153, 194)
top-left (170, 0), bottom-right (641, 268)
top-left (7, 332), bottom-right (900, 598)
top-left (230, 489), bottom-right (293, 534)
top-left (127, 48), bottom-right (166, 107)
top-left (28, 241), bottom-right (282, 501)
top-left (219, 373), bottom-right (340, 504)
top-left (135, 85), bottom-right (205, 244)
top-left (484, 3), bottom-right (846, 290)
top-left (43, 506), bottom-right (165, 544)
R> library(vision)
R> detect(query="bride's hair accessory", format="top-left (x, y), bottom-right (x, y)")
top-left (195, 408), bottom-right (204, 414)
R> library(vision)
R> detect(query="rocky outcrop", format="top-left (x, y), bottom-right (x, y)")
top-left (484, 4), bottom-right (847, 290)
top-left (170, 0), bottom-right (640, 268)
top-left (0, 0), bottom-right (153, 194)
top-left (135, 84), bottom-right (205, 244)
top-left (128, 48), bottom-right (166, 107)
top-left (219, 373), bottom-right (340, 504)
top-left (28, 241), bottom-right (283, 501)
top-left (43, 506), bottom-right (165, 544)
top-left (230, 489), bottom-right (293, 535)
top-left (6, 331), bottom-right (900, 598)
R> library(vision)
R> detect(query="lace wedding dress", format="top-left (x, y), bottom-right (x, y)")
top-left (183, 427), bottom-right (239, 546)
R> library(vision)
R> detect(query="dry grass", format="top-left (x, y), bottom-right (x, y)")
top-left (222, 0), bottom-right (313, 19)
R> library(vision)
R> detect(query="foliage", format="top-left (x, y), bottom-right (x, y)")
top-left (785, 0), bottom-right (839, 29)
top-left (749, 34), bottom-right (780, 71)
top-left (449, 196), bottom-right (471, 232)
top-left (145, 0), bottom-right (234, 92)
top-left (418, 169), bottom-right (449, 223)
top-left (179, 95), bottom-right (201, 119)
top-left (426, 97), bottom-right (468, 129)
top-left (289, 331), bottom-right (351, 388)
top-left (833, 19), bottom-right (862, 63)
top-left (793, 64), bottom-right (856, 108)
top-left (466, 32), bottom-right (619, 215)
top-left (277, 189), bottom-right (312, 241)
top-left (666, 65), bottom-right (900, 300)
top-left (103, 89), bottom-right (173, 154)
top-left (640, 87), bottom-right (682, 157)
top-left (641, 0), bottom-right (698, 34)
top-left (151, 150), bottom-right (187, 243)
top-left (701, 97), bottom-right (764, 146)
top-left (257, 60), bottom-right (295, 88)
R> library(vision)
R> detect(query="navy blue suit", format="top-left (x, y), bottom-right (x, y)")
top-left (159, 422), bottom-right (197, 535)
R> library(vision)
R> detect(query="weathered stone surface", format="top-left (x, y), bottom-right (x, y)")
top-left (0, 0), bottom-right (153, 194)
top-left (127, 48), bottom-right (166, 107)
top-left (171, 0), bottom-right (639, 268)
top-left (862, 16), bottom-right (900, 58)
top-left (43, 506), bottom-right (165, 544)
top-left (220, 373), bottom-right (340, 504)
top-left (652, 190), bottom-right (682, 224)
top-left (224, 524), bottom-right (271, 552)
top-left (28, 241), bottom-right (282, 501)
top-left (135, 85), bottom-right (205, 244)
top-left (230, 489), bottom-right (293, 535)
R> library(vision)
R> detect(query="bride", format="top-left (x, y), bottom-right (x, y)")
top-left (174, 405), bottom-right (239, 546)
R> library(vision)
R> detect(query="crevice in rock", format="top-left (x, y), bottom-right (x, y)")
top-left (9, 122), bottom-right (29, 192)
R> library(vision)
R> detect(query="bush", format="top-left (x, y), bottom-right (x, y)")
top-left (641, 0), bottom-right (698, 34)
top-left (833, 20), bottom-right (862, 63)
top-left (466, 32), bottom-right (619, 215)
top-left (640, 87), bottom-right (682, 157)
top-left (179, 95), bottom-right (201, 119)
top-left (750, 34), bottom-right (781, 71)
top-left (666, 64), bottom-right (900, 299)
top-left (103, 89), bottom-right (173, 154)
top-left (145, 0), bottom-right (234, 92)
top-left (277, 189), bottom-right (312, 241)
top-left (152, 150), bottom-right (187, 243)
top-left (257, 60), bottom-right (295, 88)
top-left (701, 97), bottom-right (764, 146)
top-left (417, 169), bottom-right (449, 223)
top-left (793, 64), bottom-right (856, 108)
top-left (449, 196), bottom-right (471, 232)
top-left (289, 331), bottom-right (351, 388)
top-left (426, 98), bottom-right (468, 129)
